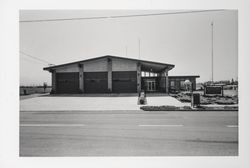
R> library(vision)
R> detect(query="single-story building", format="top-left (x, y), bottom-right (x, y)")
top-left (168, 75), bottom-right (200, 92)
top-left (43, 55), bottom-right (199, 94)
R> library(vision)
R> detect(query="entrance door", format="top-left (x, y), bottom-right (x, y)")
top-left (147, 80), bottom-right (156, 91)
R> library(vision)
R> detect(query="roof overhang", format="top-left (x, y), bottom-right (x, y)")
top-left (168, 75), bottom-right (200, 78)
top-left (43, 55), bottom-right (175, 72)
top-left (140, 61), bottom-right (174, 72)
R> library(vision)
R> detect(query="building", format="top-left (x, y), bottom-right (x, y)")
top-left (168, 75), bottom-right (200, 92)
top-left (43, 55), bottom-right (198, 94)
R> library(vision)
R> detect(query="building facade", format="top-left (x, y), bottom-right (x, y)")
top-left (43, 55), bottom-right (175, 94)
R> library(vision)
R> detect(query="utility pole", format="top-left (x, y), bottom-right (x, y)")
top-left (211, 22), bottom-right (214, 83)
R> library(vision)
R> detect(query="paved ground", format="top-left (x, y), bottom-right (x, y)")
top-left (146, 96), bottom-right (189, 106)
top-left (20, 95), bottom-right (189, 111)
top-left (20, 93), bottom-right (49, 100)
top-left (20, 110), bottom-right (238, 156)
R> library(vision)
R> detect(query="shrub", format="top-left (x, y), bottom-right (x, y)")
top-left (180, 98), bottom-right (191, 102)
top-left (140, 105), bottom-right (178, 111)
top-left (182, 106), bottom-right (192, 110)
top-left (215, 100), bottom-right (235, 105)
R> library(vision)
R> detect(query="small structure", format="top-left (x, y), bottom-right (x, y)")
top-left (191, 93), bottom-right (201, 107)
top-left (138, 90), bottom-right (147, 105)
top-left (184, 79), bottom-right (192, 91)
top-left (168, 75), bottom-right (200, 93)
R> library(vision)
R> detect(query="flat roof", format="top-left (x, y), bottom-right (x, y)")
top-left (169, 75), bottom-right (200, 78)
top-left (43, 55), bottom-right (175, 71)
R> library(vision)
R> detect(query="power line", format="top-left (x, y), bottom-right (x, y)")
top-left (20, 10), bottom-right (225, 23)
top-left (21, 56), bottom-right (47, 65)
top-left (20, 51), bottom-right (54, 65)
top-left (20, 51), bottom-right (51, 64)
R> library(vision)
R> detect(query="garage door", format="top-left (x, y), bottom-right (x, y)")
top-left (112, 71), bottom-right (137, 93)
top-left (84, 72), bottom-right (108, 93)
top-left (56, 72), bottom-right (79, 94)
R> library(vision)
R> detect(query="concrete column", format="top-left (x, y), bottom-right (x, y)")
top-left (193, 78), bottom-right (196, 91)
top-left (137, 62), bottom-right (141, 93)
top-left (107, 58), bottom-right (112, 92)
top-left (79, 64), bottom-right (84, 93)
top-left (159, 71), bottom-right (165, 92)
top-left (165, 69), bottom-right (169, 94)
top-left (51, 70), bottom-right (56, 93)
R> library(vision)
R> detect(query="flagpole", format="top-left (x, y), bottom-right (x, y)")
top-left (211, 22), bottom-right (214, 83)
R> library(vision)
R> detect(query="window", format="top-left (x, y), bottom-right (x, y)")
top-left (180, 81), bottom-right (185, 89)
top-left (170, 81), bottom-right (175, 87)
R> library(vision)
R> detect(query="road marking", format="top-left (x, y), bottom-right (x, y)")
top-left (227, 125), bottom-right (238, 128)
top-left (20, 124), bottom-right (85, 127)
top-left (138, 124), bottom-right (183, 127)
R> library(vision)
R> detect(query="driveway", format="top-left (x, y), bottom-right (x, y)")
top-left (20, 95), bottom-right (189, 111)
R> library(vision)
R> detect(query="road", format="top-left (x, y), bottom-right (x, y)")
top-left (20, 110), bottom-right (238, 156)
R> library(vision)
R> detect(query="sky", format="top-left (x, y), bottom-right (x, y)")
top-left (19, 10), bottom-right (238, 86)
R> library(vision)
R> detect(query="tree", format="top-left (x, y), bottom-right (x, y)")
top-left (231, 78), bottom-right (234, 85)
top-left (43, 82), bottom-right (47, 93)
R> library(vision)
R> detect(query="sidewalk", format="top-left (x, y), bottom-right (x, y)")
top-left (146, 96), bottom-right (190, 107)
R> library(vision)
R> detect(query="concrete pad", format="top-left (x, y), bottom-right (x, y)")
top-left (146, 96), bottom-right (190, 107)
top-left (20, 96), bottom-right (140, 111)
top-left (20, 95), bottom-right (189, 111)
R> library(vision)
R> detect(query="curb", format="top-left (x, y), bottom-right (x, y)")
top-left (140, 106), bottom-right (238, 111)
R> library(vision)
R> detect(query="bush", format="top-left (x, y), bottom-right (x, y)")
top-left (140, 105), bottom-right (178, 111)
top-left (200, 100), bottom-right (212, 105)
top-left (215, 100), bottom-right (235, 105)
top-left (184, 92), bottom-right (192, 96)
top-left (224, 106), bottom-right (238, 110)
top-left (181, 106), bottom-right (192, 110)
top-left (180, 98), bottom-right (191, 102)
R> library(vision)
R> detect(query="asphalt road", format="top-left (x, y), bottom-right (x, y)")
top-left (20, 110), bottom-right (238, 156)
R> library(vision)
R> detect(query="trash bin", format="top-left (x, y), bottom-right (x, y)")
top-left (191, 93), bottom-right (200, 107)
